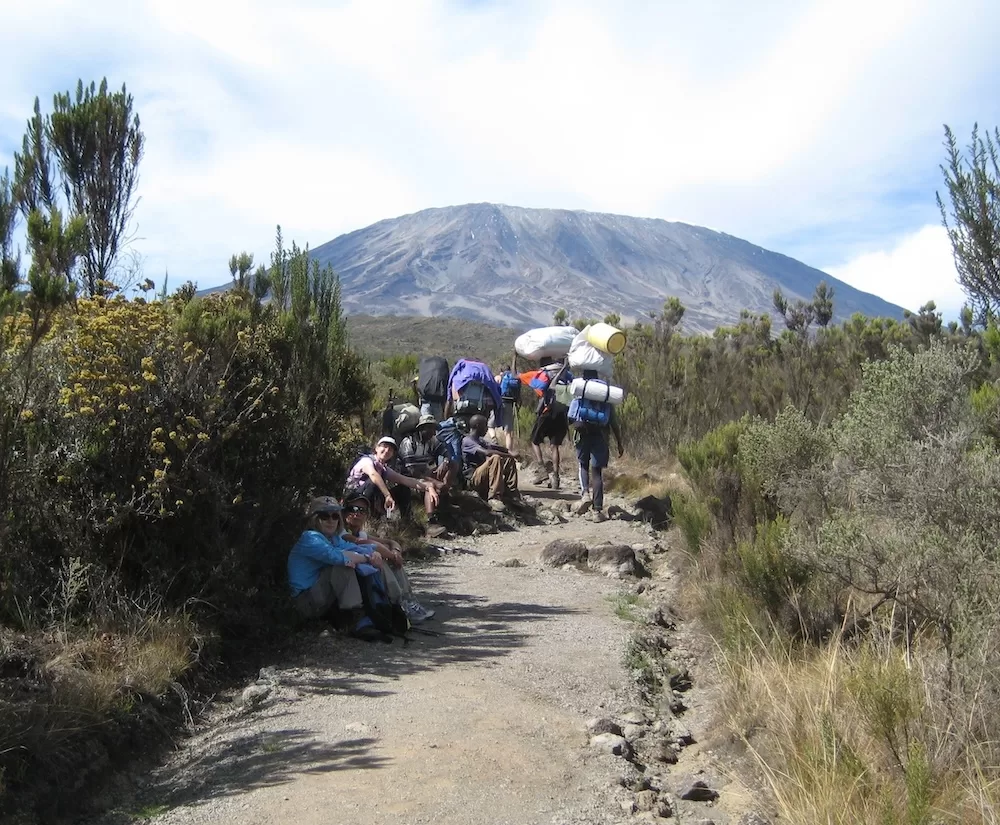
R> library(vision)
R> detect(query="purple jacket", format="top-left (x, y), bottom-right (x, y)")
top-left (448, 359), bottom-right (503, 412)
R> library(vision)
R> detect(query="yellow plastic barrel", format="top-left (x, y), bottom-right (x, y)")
top-left (585, 322), bottom-right (626, 355)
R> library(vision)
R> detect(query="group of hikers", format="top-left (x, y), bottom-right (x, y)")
top-left (287, 353), bottom-right (624, 642)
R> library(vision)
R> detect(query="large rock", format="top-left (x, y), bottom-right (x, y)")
top-left (589, 732), bottom-right (633, 759)
top-left (587, 543), bottom-right (643, 578)
top-left (541, 539), bottom-right (589, 566)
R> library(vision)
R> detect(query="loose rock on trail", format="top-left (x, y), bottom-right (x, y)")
top-left (95, 482), bottom-right (764, 825)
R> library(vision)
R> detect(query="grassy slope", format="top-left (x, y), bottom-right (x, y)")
top-left (346, 314), bottom-right (520, 369)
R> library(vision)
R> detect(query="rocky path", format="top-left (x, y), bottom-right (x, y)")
top-left (98, 486), bottom-right (764, 825)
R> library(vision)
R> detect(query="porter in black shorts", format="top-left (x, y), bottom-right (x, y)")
top-left (530, 404), bottom-right (569, 446)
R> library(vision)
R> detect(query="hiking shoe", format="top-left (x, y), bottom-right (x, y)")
top-left (403, 598), bottom-right (435, 623)
top-left (592, 509), bottom-right (608, 523)
top-left (425, 522), bottom-right (447, 539)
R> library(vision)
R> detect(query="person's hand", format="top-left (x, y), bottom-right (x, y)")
top-left (388, 548), bottom-right (404, 568)
top-left (369, 551), bottom-right (384, 569)
top-left (426, 486), bottom-right (440, 508)
top-left (345, 551), bottom-right (366, 568)
top-left (384, 494), bottom-right (396, 512)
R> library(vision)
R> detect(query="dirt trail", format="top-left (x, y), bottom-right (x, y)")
top-left (97, 486), bottom-right (759, 825)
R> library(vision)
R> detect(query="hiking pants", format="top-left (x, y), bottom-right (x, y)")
top-left (380, 565), bottom-right (412, 603)
top-left (471, 454), bottom-right (519, 500)
top-left (293, 565), bottom-right (363, 619)
top-left (576, 430), bottom-right (610, 510)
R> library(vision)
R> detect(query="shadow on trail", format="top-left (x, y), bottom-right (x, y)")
top-left (296, 566), bottom-right (580, 688)
top-left (95, 732), bottom-right (386, 821)
top-left (102, 563), bottom-right (578, 817)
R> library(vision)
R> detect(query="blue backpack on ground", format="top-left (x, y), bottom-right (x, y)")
top-left (499, 371), bottom-right (521, 401)
top-left (568, 397), bottom-right (611, 427)
top-left (355, 564), bottom-right (410, 639)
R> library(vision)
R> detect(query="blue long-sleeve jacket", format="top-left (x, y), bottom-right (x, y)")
top-left (288, 530), bottom-right (368, 596)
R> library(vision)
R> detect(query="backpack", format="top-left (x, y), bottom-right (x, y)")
top-left (393, 403), bottom-right (421, 438)
top-left (525, 369), bottom-right (552, 398)
top-left (454, 381), bottom-right (493, 416)
top-left (499, 371), bottom-right (521, 401)
top-left (355, 565), bottom-right (411, 639)
top-left (568, 397), bottom-right (611, 427)
top-left (417, 356), bottom-right (450, 403)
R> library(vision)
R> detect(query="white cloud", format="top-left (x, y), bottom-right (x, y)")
top-left (825, 225), bottom-right (966, 316)
top-left (1, 0), bottom-right (999, 295)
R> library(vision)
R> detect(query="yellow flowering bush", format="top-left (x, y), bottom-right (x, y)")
top-left (0, 249), bottom-right (370, 625)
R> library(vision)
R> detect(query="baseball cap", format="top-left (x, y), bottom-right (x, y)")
top-left (377, 436), bottom-right (397, 449)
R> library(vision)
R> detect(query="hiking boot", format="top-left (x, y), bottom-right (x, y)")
top-left (350, 618), bottom-right (393, 643)
top-left (531, 468), bottom-right (549, 485)
top-left (550, 472), bottom-right (560, 490)
top-left (592, 509), bottom-right (608, 523)
top-left (572, 498), bottom-right (592, 516)
top-left (425, 522), bottom-right (447, 539)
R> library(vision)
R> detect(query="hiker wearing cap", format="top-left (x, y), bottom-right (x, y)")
top-left (398, 413), bottom-right (456, 536)
top-left (287, 496), bottom-right (380, 628)
top-left (341, 494), bottom-right (435, 623)
top-left (344, 436), bottom-right (443, 518)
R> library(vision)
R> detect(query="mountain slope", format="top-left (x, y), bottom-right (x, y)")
top-left (311, 203), bottom-right (902, 332)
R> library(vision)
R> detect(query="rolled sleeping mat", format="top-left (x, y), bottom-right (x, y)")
top-left (514, 326), bottom-right (577, 361)
top-left (570, 377), bottom-right (625, 405)
top-left (585, 322), bottom-right (627, 355)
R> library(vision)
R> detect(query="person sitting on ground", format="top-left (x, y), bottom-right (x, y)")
top-left (461, 414), bottom-right (520, 501)
top-left (398, 414), bottom-right (458, 536)
top-left (287, 496), bottom-right (385, 639)
top-left (573, 371), bottom-right (626, 520)
top-left (344, 436), bottom-right (443, 519)
top-left (340, 494), bottom-right (435, 623)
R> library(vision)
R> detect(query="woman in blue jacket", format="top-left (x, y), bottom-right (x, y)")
top-left (288, 496), bottom-right (383, 623)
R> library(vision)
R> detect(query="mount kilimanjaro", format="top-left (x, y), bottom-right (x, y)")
top-left (302, 203), bottom-right (902, 332)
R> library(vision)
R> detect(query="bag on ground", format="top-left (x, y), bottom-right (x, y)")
top-left (355, 564), bottom-right (410, 638)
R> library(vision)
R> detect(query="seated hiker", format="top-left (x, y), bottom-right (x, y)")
top-left (573, 371), bottom-right (626, 519)
top-left (287, 496), bottom-right (385, 639)
top-left (462, 414), bottom-right (520, 501)
top-left (344, 436), bottom-right (442, 519)
top-left (341, 494), bottom-right (435, 623)
top-left (398, 414), bottom-right (457, 535)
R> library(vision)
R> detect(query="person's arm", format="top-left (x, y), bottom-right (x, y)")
top-left (359, 456), bottom-right (394, 500)
top-left (610, 411), bottom-right (625, 457)
top-left (297, 531), bottom-right (366, 568)
top-left (331, 533), bottom-right (383, 568)
top-left (383, 464), bottom-right (432, 492)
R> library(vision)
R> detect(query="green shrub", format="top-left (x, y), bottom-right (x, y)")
top-left (734, 516), bottom-right (812, 631)
top-left (671, 490), bottom-right (713, 554)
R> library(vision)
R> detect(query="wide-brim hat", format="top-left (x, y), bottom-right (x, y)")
top-left (306, 496), bottom-right (342, 516)
top-left (417, 413), bottom-right (437, 428)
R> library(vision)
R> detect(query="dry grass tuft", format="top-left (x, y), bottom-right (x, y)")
top-left (714, 613), bottom-right (1000, 825)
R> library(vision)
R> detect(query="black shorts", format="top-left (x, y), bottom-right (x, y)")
top-left (531, 407), bottom-right (569, 446)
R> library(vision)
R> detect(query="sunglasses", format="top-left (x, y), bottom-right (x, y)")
top-left (344, 505), bottom-right (369, 514)
top-left (316, 512), bottom-right (340, 522)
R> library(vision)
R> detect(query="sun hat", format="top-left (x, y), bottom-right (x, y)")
top-left (377, 436), bottom-right (397, 449)
top-left (306, 496), bottom-right (342, 516)
top-left (417, 413), bottom-right (437, 427)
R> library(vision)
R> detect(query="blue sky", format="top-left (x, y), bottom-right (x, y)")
top-left (3, 0), bottom-right (998, 316)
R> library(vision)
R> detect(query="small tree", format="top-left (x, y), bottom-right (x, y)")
top-left (14, 79), bottom-right (144, 296)
top-left (553, 307), bottom-right (569, 326)
top-left (938, 124), bottom-right (1000, 324)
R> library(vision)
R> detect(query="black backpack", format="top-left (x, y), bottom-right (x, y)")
top-left (417, 356), bottom-right (450, 403)
top-left (356, 567), bottom-right (411, 639)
